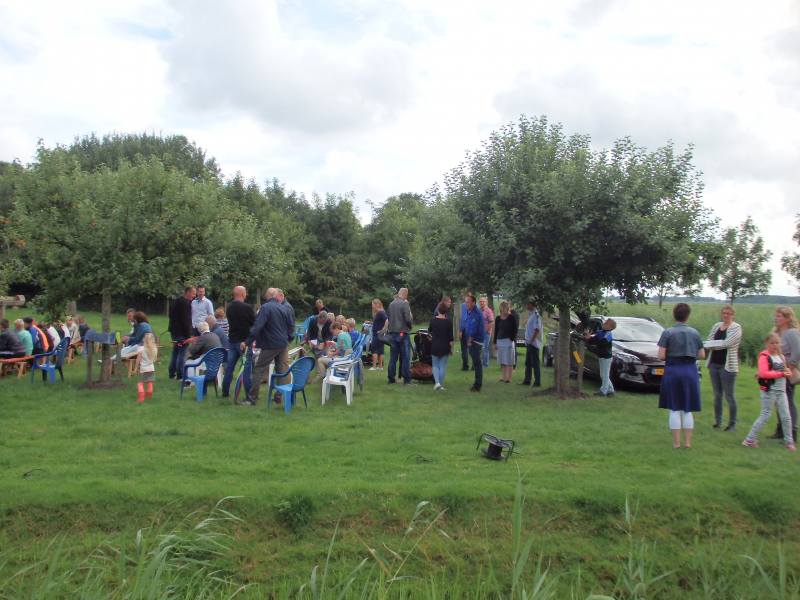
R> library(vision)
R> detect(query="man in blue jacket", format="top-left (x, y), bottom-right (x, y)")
top-left (463, 294), bottom-right (486, 392)
top-left (238, 288), bottom-right (294, 406)
top-left (459, 293), bottom-right (470, 371)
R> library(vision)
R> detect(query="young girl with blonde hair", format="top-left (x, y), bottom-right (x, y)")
top-left (136, 333), bottom-right (157, 403)
top-left (743, 332), bottom-right (795, 450)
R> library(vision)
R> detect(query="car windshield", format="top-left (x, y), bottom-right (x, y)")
top-left (612, 320), bottom-right (664, 342)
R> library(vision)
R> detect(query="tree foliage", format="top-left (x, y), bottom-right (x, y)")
top-left (709, 216), bottom-right (772, 303)
top-left (443, 115), bottom-right (707, 394)
top-left (781, 215), bottom-right (800, 291)
top-left (9, 147), bottom-right (229, 320)
top-left (66, 132), bottom-right (221, 181)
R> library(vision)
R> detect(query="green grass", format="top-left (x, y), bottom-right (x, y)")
top-left (2, 306), bottom-right (800, 598)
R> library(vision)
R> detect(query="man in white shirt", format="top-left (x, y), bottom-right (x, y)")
top-left (519, 300), bottom-right (541, 387)
top-left (191, 285), bottom-right (214, 335)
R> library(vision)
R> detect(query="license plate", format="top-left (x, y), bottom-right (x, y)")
top-left (652, 368), bottom-right (664, 376)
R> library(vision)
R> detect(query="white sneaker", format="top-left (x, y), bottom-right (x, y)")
top-left (439, 387), bottom-right (445, 391)
top-left (369, 367), bottom-right (377, 371)
top-left (433, 383), bottom-right (441, 390)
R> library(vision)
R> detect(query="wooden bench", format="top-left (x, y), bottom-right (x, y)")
top-left (0, 355), bottom-right (34, 378)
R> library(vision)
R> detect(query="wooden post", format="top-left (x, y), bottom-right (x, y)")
top-left (86, 341), bottom-right (93, 385)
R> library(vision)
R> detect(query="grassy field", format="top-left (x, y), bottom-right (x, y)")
top-left (1, 304), bottom-right (799, 598)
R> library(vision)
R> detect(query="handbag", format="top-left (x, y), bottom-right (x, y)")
top-left (377, 329), bottom-right (391, 345)
top-left (410, 361), bottom-right (433, 380)
top-left (790, 366), bottom-right (800, 385)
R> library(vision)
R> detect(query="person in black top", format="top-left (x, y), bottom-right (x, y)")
top-left (221, 286), bottom-right (256, 398)
top-left (168, 285), bottom-right (194, 380)
top-left (303, 311), bottom-right (333, 363)
top-left (312, 299), bottom-right (331, 316)
top-left (370, 299), bottom-right (388, 370)
top-left (493, 301), bottom-right (518, 383)
top-left (584, 318), bottom-right (616, 397)
top-left (428, 301), bottom-right (454, 390)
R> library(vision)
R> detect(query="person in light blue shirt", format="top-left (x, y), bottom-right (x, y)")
top-left (463, 295), bottom-right (486, 392)
top-left (519, 300), bottom-right (542, 387)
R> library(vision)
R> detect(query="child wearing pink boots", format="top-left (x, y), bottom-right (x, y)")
top-left (135, 333), bottom-right (157, 402)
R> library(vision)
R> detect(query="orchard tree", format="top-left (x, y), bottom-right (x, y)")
top-left (709, 216), bottom-right (772, 303)
top-left (67, 132), bottom-right (221, 180)
top-left (362, 193), bottom-right (427, 307)
top-left (781, 215), bottom-right (800, 290)
top-left (9, 146), bottom-right (230, 382)
top-left (447, 116), bottom-right (707, 396)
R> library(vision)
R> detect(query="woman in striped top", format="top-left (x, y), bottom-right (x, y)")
top-left (706, 305), bottom-right (742, 431)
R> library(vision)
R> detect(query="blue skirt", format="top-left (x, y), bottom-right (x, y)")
top-left (658, 357), bottom-right (702, 412)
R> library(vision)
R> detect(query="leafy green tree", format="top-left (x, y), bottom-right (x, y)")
top-left (709, 216), bottom-right (772, 303)
top-left (0, 160), bottom-right (27, 296)
top-left (300, 193), bottom-right (365, 315)
top-left (781, 215), bottom-right (800, 291)
top-left (446, 116), bottom-right (707, 395)
top-left (8, 146), bottom-right (228, 381)
top-left (361, 193), bottom-right (426, 308)
top-left (66, 132), bottom-right (221, 180)
top-left (220, 174), bottom-right (306, 307)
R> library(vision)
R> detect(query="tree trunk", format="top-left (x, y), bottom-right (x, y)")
top-left (99, 288), bottom-right (111, 383)
top-left (165, 295), bottom-right (170, 316)
top-left (454, 298), bottom-right (462, 357)
top-left (554, 304), bottom-right (571, 396)
top-left (255, 286), bottom-right (262, 311)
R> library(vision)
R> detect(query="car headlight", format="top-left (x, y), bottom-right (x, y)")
top-left (614, 351), bottom-right (642, 365)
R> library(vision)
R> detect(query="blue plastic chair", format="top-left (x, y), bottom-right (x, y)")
top-left (30, 338), bottom-right (69, 384)
top-left (267, 356), bottom-right (315, 413)
top-left (295, 316), bottom-right (313, 345)
top-left (180, 347), bottom-right (226, 403)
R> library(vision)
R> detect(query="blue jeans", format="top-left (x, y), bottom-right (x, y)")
top-left (482, 339), bottom-right (490, 367)
top-left (388, 332), bottom-right (411, 384)
top-left (469, 342), bottom-right (483, 390)
top-left (599, 357), bottom-right (614, 394)
top-left (432, 354), bottom-right (449, 385)
top-left (168, 337), bottom-right (188, 379)
top-left (222, 344), bottom-right (252, 396)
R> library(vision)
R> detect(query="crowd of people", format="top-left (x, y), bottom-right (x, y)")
top-left (656, 303), bottom-right (798, 451)
top-left (6, 285), bottom-right (800, 453)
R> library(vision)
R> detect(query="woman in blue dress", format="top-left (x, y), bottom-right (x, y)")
top-left (657, 303), bottom-right (706, 449)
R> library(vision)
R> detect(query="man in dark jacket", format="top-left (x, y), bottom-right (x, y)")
top-left (0, 319), bottom-right (27, 358)
top-left (168, 285), bottom-right (195, 380)
top-left (387, 287), bottom-right (414, 385)
top-left (239, 288), bottom-right (294, 405)
top-left (222, 285), bottom-right (255, 398)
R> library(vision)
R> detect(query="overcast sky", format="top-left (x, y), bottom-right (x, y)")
top-left (2, 0), bottom-right (799, 296)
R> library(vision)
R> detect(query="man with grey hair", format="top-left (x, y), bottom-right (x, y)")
top-left (387, 287), bottom-right (414, 385)
top-left (239, 288), bottom-right (294, 405)
top-left (205, 315), bottom-right (229, 350)
top-left (183, 320), bottom-right (222, 384)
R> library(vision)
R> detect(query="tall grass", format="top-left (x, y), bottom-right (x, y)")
top-left (4, 488), bottom-right (800, 599)
top-left (0, 498), bottom-right (245, 599)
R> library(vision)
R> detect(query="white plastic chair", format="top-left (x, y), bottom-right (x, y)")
top-left (321, 356), bottom-right (359, 405)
